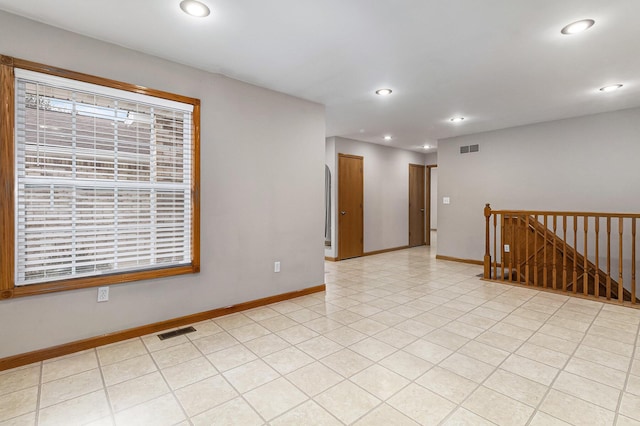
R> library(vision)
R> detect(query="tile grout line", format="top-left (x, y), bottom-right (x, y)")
top-left (186, 316), bottom-right (320, 425)
top-left (139, 335), bottom-right (196, 425)
top-left (314, 251), bottom-right (437, 423)
top-left (435, 287), bottom-right (561, 425)
top-left (268, 267), bottom-right (440, 424)
top-left (34, 360), bottom-right (43, 426)
top-left (327, 274), bottom-right (527, 425)
top-left (94, 348), bottom-right (116, 425)
top-left (36, 350), bottom-right (108, 425)
top-left (292, 294), bottom-right (398, 424)
top-left (523, 299), bottom-right (606, 426)
top-left (405, 283), bottom-right (508, 425)
top-left (338, 251), bottom-right (635, 424)
top-left (97, 336), bottom-right (194, 423)
top-left (187, 334), bottom-right (269, 425)
top-left (223, 303), bottom-right (364, 425)
top-left (613, 312), bottom-right (640, 425)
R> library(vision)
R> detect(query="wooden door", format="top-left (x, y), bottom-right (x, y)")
top-left (338, 154), bottom-right (363, 259)
top-left (409, 164), bottom-right (425, 247)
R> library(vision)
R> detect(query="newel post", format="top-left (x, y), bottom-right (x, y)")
top-left (484, 203), bottom-right (492, 279)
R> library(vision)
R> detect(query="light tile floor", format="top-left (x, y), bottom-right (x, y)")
top-left (2, 245), bottom-right (640, 425)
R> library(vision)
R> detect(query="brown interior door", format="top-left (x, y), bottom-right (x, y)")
top-left (409, 164), bottom-right (425, 247)
top-left (338, 154), bottom-right (363, 259)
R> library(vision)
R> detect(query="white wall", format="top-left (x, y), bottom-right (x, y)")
top-left (0, 11), bottom-right (326, 358)
top-left (437, 107), bottom-right (640, 261)
top-left (329, 137), bottom-right (427, 254)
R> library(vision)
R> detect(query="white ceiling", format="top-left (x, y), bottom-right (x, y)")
top-left (1, 0), bottom-right (639, 153)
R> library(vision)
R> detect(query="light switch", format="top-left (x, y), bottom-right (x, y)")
top-left (443, 197), bottom-right (450, 205)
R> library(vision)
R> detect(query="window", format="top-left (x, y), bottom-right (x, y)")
top-left (0, 56), bottom-right (200, 298)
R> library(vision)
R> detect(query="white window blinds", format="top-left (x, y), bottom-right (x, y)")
top-left (14, 69), bottom-right (194, 286)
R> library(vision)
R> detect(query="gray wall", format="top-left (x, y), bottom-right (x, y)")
top-left (329, 137), bottom-right (427, 254)
top-left (437, 107), bottom-right (640, 261)
top-left (425, 152), bottom-right (438, 231)
top-left (0, 11), bottom-right (326, 358)
top-left (324, 137), bottom-right (337, 258)
top-left (430, 167), bottom-right (438, 230)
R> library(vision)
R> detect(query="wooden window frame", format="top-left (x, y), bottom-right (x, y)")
top-left (0, 55), bottom-right (201, 299)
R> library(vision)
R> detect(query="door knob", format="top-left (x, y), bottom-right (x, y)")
top-left (421, 209), bottom-right (425, 212)
top-left (341, 211), bottom-right (346, 215)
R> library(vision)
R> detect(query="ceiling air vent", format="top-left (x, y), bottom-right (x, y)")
top-left (460, 146), bottom-right (469, 154)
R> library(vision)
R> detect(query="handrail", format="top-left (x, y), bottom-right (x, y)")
top-left (489, 209), bottom-right (640, 219)
top-left (483, 204), bottom-right (638, 305)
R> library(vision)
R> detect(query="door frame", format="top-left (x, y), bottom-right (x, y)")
top-left (337, 153), bottom-right (364, 260)
top-left (408, 163), bottom-right (426, 247)
top-left (426, 164), bottom-right (437, 246)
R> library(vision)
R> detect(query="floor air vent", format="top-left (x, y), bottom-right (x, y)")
top-left (157, 326), bottom-right (196, 340)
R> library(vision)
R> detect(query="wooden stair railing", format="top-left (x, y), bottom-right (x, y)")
top-left (483, 204), bottom-right (639, 305)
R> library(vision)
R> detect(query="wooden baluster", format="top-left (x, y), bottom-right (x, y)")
top-left (508, 216), bottom-right (514, 282)
top-left (607, 217), bottom-right (611, 300)
top-left (525, 215), bottom-right (530, 285)
top-left (534, 214), bottom-right (538, 287)
top-left (573, 215), bottom-right (578, 294)
top-left (501, 214), bottom-right (505, 281)
top-left (583, 216), bottom-right (588, 296)
top-left (619, 217), bottom-right (624, 303)
top-left (633, 218), bottom-right (637, 304)
top-left (493, 213), bottom-right (497, 280)
top-left (563, 216), bottom-right (568, 292)
top-left (553, 215), bottom-right (557, 290)
top-left (543, 215), bottom-right (548, 288)
top-left (516, 216), bottom-right (521, 282)
top-left (484, 204), bottom-right (491, 279)
top-left (595, 217), bottom-right (600, 299)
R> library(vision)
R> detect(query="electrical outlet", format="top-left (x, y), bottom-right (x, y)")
top-left (504, 244), bottom-right (510, 253)
top-left (443, 197), bottom-right (450, 205)
top-left (97, 286), bottom-right (109, 302)
top-left (274, 261), bottom-right (281, 273)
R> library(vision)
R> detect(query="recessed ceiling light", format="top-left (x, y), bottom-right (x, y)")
top-left (423, 145), bottom-right (431, 149)
top-left (450, 117), bottom-right (465, 123)
top-left (599, 84), bottom-right (623, 92)
top-left (384, 135), bottom-right (392, 141)
top-left (375, 89), bottom-right (393, 96)
top-left (180, 0), bottom-right (210, 17)
top-left (561, 19), bottom-right (595, 35)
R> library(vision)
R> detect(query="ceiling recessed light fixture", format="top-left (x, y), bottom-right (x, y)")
top-left (599, 84), bottom-right (623, 92)
top-left (384, 135), bottom-right (392, 141)
top-left (423, 145), bottom-right (431, 149)
top-left (561, 19), bottom-right (595, 35)
top-left (180, 0), bottom-right (210, 17)
top-left (375, 88), bottom-right (393, 96)
top-left (450, 117), bottom-right (465, 123)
